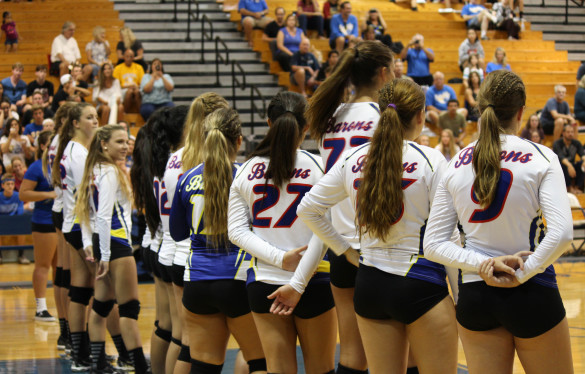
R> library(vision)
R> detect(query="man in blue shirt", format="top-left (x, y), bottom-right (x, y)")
top-left (1, 62), bottom-right (27, 110)
top-left (461, 0), bottom-right (497, 40)
top-left (23, 105), bottom-right (44, 145)
top-left (399, 33), bottom-right (435, 87)
top-left (426, 71), bottom-right (468, 126)
top-left (239, 0), bottom-right (273, 46)
top-left (329, 1), bottom-right (359, 53)
top-left (0, 173), bottom-right (23, 216)
top-left (291, 39), bottom-right (320, 97)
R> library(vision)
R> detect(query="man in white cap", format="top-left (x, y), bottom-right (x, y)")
top-left (51, 74), bottom-right (79, 112)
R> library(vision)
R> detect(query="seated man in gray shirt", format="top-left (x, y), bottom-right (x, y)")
top-left (553, 124), bottom-right (585, 194)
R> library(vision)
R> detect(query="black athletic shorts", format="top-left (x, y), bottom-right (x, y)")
top-left (328, 249), bottom-right (358, 288)
top-left (31, 222), bottom-right (56, 233)
top-left (52, 211), bottom-right (63, 231)
top-left (91, 233), bottom-right (133, 262)
top-left (456, 281), bottom-right (566, 339)
top-left (150, 250), bottom-right (162, 279)
top-left (183, 279), bottom-right (250, 318)
top-left (64, 230), bottom-right (83, 250)
top-left (247, 281), bottom-right (334, 319)
top-left (354, 264), bottom-right (449, 324)
top-left (141, 246), bottom-right (152, 272)
top-left (158, 262), bottom-right (173, 283)
top-left (172, 264), bottom-right (185, 287)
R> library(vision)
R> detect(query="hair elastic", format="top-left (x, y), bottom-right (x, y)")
top-left (487, 104), bottom-right (495, 109)
top-left (387, 103), bottom-right (396, 109)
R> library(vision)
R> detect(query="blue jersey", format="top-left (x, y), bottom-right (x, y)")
top-left (23, 123), bottom-right (43, 136)
top-left (23, 159), bottom-right (54, 225)
top-left (170, 163), bottom-right (251, 282)
top-left (0, 191), bottom-right (23, 215)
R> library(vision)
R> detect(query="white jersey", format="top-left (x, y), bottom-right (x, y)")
top-left (298, 142), bottom-right (450, 286)
top-left (319, 102), bottom-right (380, 249)
top-left (90, 164), bottom-right (132, 262)
top-left (48, 134), bottom-right (63, 213)
top-left (228, 150), bottom-right (329, 286)
top-left (154, 173), bottom-right (175, 267)
top-left (60, 141), bottom-right (92, 248)
top-left (142, 226), bottom-right (152, 249)
top-left (163, 147), bottom-right (191, 267)
top-left (150, 224), bottom-right (163, 254)
top-left (424, 135), bottom-right (573, 287)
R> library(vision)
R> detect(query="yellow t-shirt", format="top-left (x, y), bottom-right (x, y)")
top-left (113, 63), bottom-right (144, 88)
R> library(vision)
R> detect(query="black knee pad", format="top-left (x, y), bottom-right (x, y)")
top-left (248, 358), bottom-right (267, 373)
top-left (63, 269), bottom-right (71, 289)
top-left (178, 344), bottom-right (190, 363)
top-left (69, 286), bottom-right (94, 305)
top-left (336, 364), bottom-right (368, 374)
top-left (92, 299), bottom-right (115, 318)
top-left (118, 300), bottom-right (140, 320)
top-left (406, 368), bottom-right (419, 374)
top-left (154, 324), bottom-right (172, 342)
top-left (55, 267), bottom-right (63, 288)
top-left (171, 337), bottom-right (182, 347)
top-left (190, 358), bottom-right (223, 374)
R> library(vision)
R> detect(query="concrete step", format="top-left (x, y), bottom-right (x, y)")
top-left (145, 51), bottom-right (258, 61)
top-left (124, 21), bottom-right (237, 32)
top-left (142, 41), bottom-right (249, 50)
top-left (115, 2), bottom-right (219, 11)
top-left (173, 86), bottom-right (281, 100)
top-left (174, 75), bottom-right (277, 86)
top-left (160, 63), bottom-right (270, 74)
top-left (119, 12), bottom-right (230, 21)
top-left (135, 30), bottom-right (242, 41)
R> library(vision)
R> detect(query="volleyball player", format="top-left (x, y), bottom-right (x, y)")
top-left (75, 124), bottom-right (148, 374)
top-left (162, 92), bottom-right (230, 373)
top-left (228, 92), bottom-right (336, 374)
top-left (424, 70), bottom-right (574, 374)
top-left (51, 102), bottom-right (99, 371)
top-left (304, 40), bottom-right (394, 374)
top-left (169, 107), bottom-right (266, 374)
top-left (21, 130), bottom-right (59, 322)
top-left (273, 80), bottom-right (460, 374)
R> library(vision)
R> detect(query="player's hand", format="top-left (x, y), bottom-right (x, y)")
top-left (96, 261), bottom-right (109, 280)
top-left (267, 284), bottom-right (302, 315)
top-left (344, 247), bottom-right (360, 267)
top-left (281, 245), bottom-right (307, 272)
top-left (83, 246), bottom-right (94, 263)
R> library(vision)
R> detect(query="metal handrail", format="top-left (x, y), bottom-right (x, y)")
top-left (215, 36), bottom-right (229, 85)
top-left (200, 14), bottom-right (214, 62)
top-left (249, 84), bottom-right (266, 134)
top-left (540, 0), bottom-right (584, 24)
top-left (231, 61), bottom-right (246, 109)
top-left (163, 0), bottom-right (179, 23)
top-left (186, 0), bottom-right (200, 42)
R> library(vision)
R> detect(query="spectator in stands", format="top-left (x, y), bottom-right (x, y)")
top-left (239, 0), bottom-right (272, 46)
top-left (426, 71), bottom-right (468, 126)
top-left (520, 113), bottom-right (545, 141)
top-left (0, 85), bottom-right (7, 103)
top-left (329, 1), bottom-right (359, 53)
top-left (0, 98), bottom-right (18, 127)
top-left (462, 54), bottom-right (483, 89)
top-left (574, 75), bottom-right (585, 124)
top-left (459, 29), bottom-right (485, 70)
top-left (275, 14), bottom-right (305, 72)
top-left (0, 173), bottom-right (24, 265)
top-left (291, 38), bottom-right (320, 97)
top-left (400, 33), bottom-right (434, 87)
top-left (85, 26), bottom-right (111, 82)
top-left (1, 12), bottom-right (19, 53)
top-left (262, 7), bottom-right (286, 56)
top-left (23, 105), bottom-right (44, 146)
top-left (435, 129), bottom-right (460, 161)
top-left (461, 0), bottom-right (496, 40)
top-left (94, 62), bottom-right (124, 125)
top-left (116, 26), bottom-right (147, 71)
top-left (417, 134), bottom-right (431, 147)
top-left (1, 62), bottom-right (27, 110)
top-left (21, 90), bottom-right (54, 128)
top-left (1, 118), bottom-right (32, 171)
top-left (493, 0), bottom-right (520, 40)
top-left (126, 135), bottom-right (135, 170)
top-left (530, 130), bottom-right (542, 144)
top-left (297, 0), bottom-right (325, 38)
top-left (50, 21), bottom-right (92, 79)
top-left (26, 65), bottom-right (54, 109)
top-left (541, 84), bottom-right (577, 140)
top-left (19, 130), bottom-right (58, 320)
top-left (322, 0), bottom-right (339, 37)
top-left (113, 49), bottom-right (144, 114)
top-left (576, 62), bottom-right (585, 85)
top-left (117, 120), bottom-right (129, 134)
top-left (11, 156), bottom-right (26, 191)
top-left (464, 71), bottom-right (481, 122)
top-left (486, 47), bottom-right (511, 73)
top-left (361, 9), bottom-right (395, 50)
top-left (316, 49), bottom-right (338, 84)
top-left (70, 64), bottom-right (90, 101)
top-left (42, 118), bottom-right (55, 133)
top-left (439, 99), bottom-right (467, 146)
top-left (140, 59), bottom-right (174, 121)
top-left (393, 59), bottom-right (411, 81)
top-left (553, 124), bottom-right (585, 193)
top-left (51, 74), bottom-right (77, 113)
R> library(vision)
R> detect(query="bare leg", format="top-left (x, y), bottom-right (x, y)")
top-left (295, 308), bottom-right (337, 373)
top-left (458, 324), bottom-right (515, 374)
top-left (251, 312), bottom-right (298, 373)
